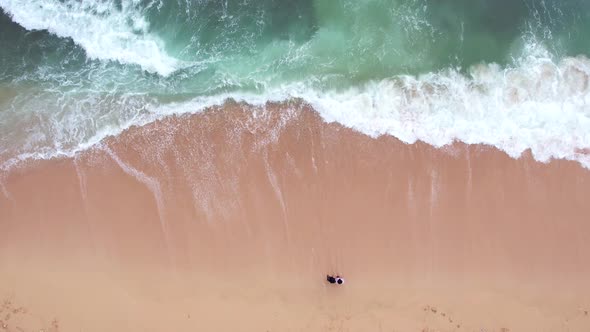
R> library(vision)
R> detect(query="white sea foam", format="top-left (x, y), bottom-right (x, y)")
top-left (0, 0), bottom-right (179, 75)
top-left (2, 52), bottom-right (590, 170)
top-left (302, 54), bottom-right (590, 167)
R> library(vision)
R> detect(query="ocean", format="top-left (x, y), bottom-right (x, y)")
top-left (1, 0), bottom-right (590, 169)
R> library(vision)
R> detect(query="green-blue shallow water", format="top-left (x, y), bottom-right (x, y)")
top-left (2, 0), bottom-right (589, 91)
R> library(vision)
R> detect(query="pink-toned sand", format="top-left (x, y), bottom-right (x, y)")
top-left (1, 103), bottom-right (590, 331)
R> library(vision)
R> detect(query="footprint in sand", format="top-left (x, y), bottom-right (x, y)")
top-left (569, 308), bottom-right (590, 321)
top-left (1, 298), bottom-right (57, 332)
top-left (12, 307), bottom-right (26, 315)
top-left (423, 305), bottom-right (462, 329)
top-left (47, 318), bottom-right (60, 332)
top-left (564, 308), bottom-right (590, 327)
top-left (0, 300), bottom-right (31, 330)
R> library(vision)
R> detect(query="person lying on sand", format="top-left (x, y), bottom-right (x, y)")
top-left (326, 275), bottom-right (345, 285)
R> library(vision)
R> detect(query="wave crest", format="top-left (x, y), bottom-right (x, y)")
top-left (2, 51), bottom-right (590, 170)
top-left (0, 0), bottom-right (179, 75)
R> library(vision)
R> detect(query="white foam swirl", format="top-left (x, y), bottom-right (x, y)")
top-left (0, 0), bottom-right (179, 75)
top-left (302, 54), bottom-right (590, 167)
top-left (2, 51), bottom-right (590, 170)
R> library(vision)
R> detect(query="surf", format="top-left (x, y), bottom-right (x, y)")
top-left (1, 0), bottom-right (590, 170)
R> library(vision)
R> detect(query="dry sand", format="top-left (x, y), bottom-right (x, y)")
top-left (1, 103), bottom-right (590, 331)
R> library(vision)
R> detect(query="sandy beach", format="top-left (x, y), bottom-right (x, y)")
top-left (1, 103), bottom-right (589, 331)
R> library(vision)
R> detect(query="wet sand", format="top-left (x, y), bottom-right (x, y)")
top-left (1, 102), bottom-right (590, 331)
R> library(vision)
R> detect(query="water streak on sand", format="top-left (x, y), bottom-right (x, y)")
top-left (264, 153), bottom-right (291, 243)
top-left (103, 146), bottom-right (173, 264)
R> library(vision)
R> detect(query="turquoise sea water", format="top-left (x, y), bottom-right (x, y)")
top-left (1, 0), bottom-right (590, 168)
